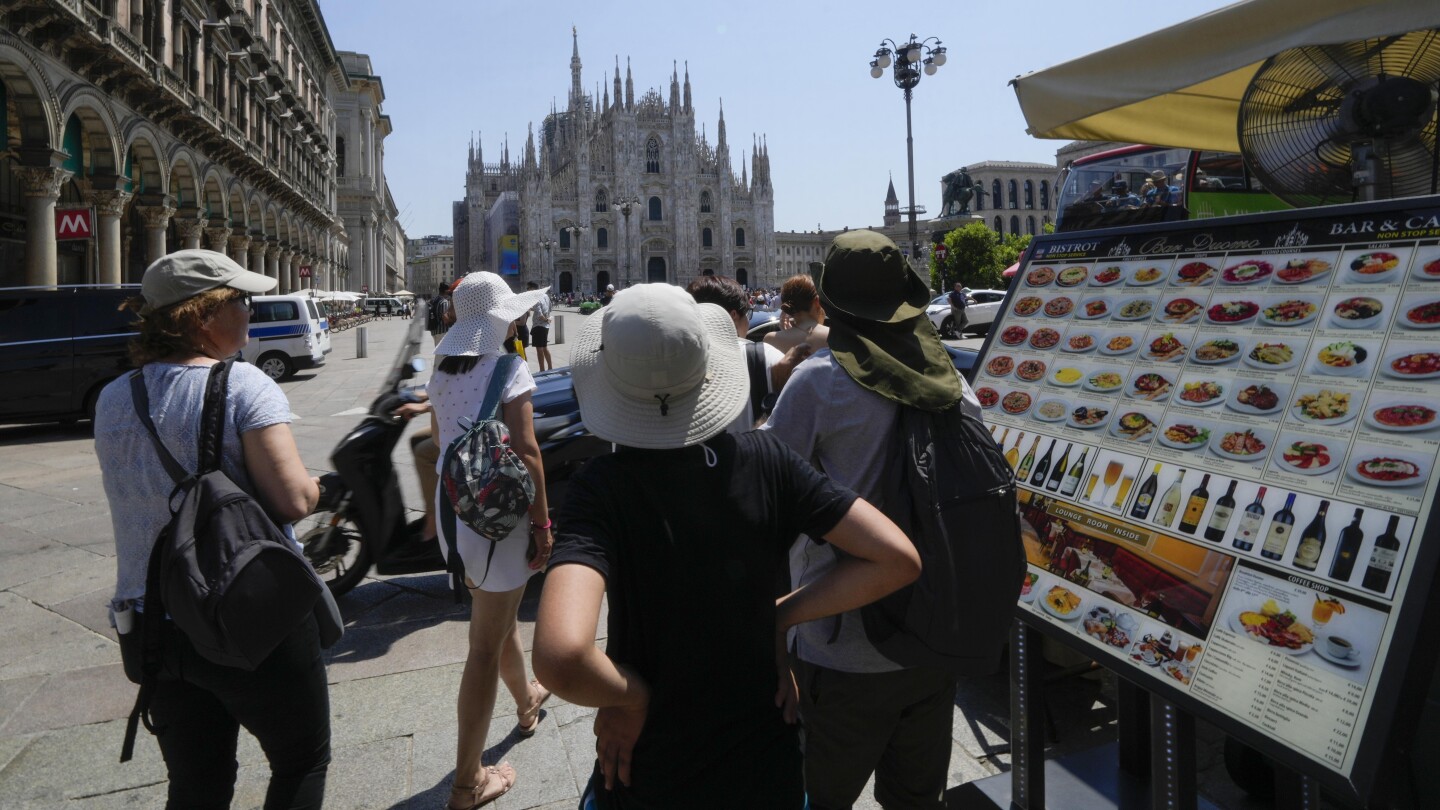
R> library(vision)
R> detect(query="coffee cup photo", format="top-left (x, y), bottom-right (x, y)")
top-left (1327, 636), bottom-right (1357, 659)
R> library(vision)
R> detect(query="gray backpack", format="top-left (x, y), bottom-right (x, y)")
top-left (120, 360), bottom-right (341, 762)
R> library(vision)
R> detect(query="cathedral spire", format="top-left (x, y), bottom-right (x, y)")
top-left (613, 57), bottom-right (622, 110)
top-left (716, 98), bottom-right (727, 155)
top-left (625, 57), bottom-right (634, 111)
top-left (669, 61), bottom-right (680, 110)
top-left (569, 26), bottom-right (582, 111)
top-left (683, 62), bottom-right (692, 114)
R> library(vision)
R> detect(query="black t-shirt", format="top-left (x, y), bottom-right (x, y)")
top-left (551, 431), bottom-right (857, 809)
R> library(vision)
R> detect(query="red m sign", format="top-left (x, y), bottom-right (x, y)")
top-left (55, 208), bottom-right (94, 240)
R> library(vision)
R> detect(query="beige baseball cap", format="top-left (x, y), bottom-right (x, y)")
top-left (140, 249), bottom-right (277, 314)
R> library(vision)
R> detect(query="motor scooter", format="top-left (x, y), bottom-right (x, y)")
top-left (301, 307), bottom-right (610, 596)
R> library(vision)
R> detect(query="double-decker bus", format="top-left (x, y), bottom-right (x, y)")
top-left (1054, 144), bottom-right (1292, 233)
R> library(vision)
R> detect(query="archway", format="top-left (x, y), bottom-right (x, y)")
top-left (596, 270), bottom-right (611, 293)
top-left (558, 271), bottom-right (573, 294)
top-left (736, 268), bottom-right (748, 287)
top-left (646, 256), bottom-right (666, 284)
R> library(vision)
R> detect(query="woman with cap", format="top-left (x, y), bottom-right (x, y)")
top-left (428, 272), bottom-right (554, 809)
top-left (94, 249), bottom-right (328, 808)
top-left (533, 284), bottom-right (921, 808)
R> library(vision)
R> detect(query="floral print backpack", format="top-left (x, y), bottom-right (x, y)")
top-left (439, 354), bottom-right (535, 595)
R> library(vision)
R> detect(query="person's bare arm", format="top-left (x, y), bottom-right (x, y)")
top-left (534, 564), bottom-right (649, 788)
top-left (241, 423), bottom-right (319, 523)
top-left (502, 390), bottom-right (550, 569)
top-left (769, 342), bottom-right (813, 391)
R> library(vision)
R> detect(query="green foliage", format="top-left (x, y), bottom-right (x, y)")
top-left (929, 222), bottom-right (1009, 291)
top-left (996, 232), bottom-right (1033, 272)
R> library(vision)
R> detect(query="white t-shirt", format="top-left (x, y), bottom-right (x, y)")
top-left (726, 338), bottom-right (785, 433)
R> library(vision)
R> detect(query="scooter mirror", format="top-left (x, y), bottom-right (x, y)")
top-left (410, 357), bottom-right (426, 373)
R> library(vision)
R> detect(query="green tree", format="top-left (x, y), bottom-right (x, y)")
top-left (996, 232), bottom-right (1033, 272)
top-left (931, 221), bottom-right (1006, 291)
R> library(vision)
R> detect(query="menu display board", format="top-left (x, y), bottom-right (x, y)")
top-left (982, 199), bottom-right (1440, 801)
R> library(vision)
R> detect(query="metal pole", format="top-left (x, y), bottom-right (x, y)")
top-left (1149, 694), bottom-right (1197, 810)
top-left (1010, 620), bottom-right (1046, 809)
top-left (904, 85), bottom-right (918, 262)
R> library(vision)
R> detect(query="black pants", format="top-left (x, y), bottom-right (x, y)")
top-left (149, 615), bottom-right (331, 810)
top-left (796, 658), bottom-right (956, 810)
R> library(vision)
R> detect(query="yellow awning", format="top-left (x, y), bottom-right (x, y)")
top-left (1010, 0), bottom-right (1440, 153)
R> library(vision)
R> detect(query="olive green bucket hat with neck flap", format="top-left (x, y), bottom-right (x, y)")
top-left (815, 230), bottom-right (963, 412)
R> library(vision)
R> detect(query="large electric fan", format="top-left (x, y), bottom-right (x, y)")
top-left (1238, 29), bottom-right (1440, 207)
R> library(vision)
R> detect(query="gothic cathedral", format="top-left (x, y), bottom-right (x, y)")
top-left (453, 31), bottom-right (776, 295)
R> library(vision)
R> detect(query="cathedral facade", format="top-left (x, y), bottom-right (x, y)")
top-left (454, 32), bottom-right (776, 294)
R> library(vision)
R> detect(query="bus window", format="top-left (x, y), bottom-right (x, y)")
top-left (1186, 151), bottom-right (1292, 220)
top-left (1056, 146), bottom-right (1191, 232)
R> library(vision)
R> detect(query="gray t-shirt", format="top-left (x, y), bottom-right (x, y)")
top-left (763, 349), bottom-right (982, 673)
top-left (95, 362), bottom-right (294, 610)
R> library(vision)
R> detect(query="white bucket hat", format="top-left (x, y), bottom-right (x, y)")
top-left (572, 284), bottom-right (746, 450)
top-left (434, 272), bottom-right (549, 357)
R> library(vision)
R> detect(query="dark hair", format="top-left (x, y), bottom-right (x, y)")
top-left (437, 284), bottom-right (450, 296)
top-left (526, 281), bottom-right (538, 290)
top-left (685, 274), bottom-right (746, 314)
top-left (778, 274), bottom-right (818, 317)
top-left (437, 355), bottom-right (482, 375)
top-left (123, 287), bottom-right (245, 366)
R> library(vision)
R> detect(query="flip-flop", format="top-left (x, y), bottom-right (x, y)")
top-left (446, 763), bottom-right (515, 809)
top-left (516, 680), bottom-right (552, 738)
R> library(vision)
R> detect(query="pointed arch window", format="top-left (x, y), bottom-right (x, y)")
top-left (700, 190), bottom-right (712, 213)
top-left (1024, 180), bottom-right (1035, 208)
top-left (1008, 180), bottom-right (1019, 209)
top-left (648, 196), bottom-right (662, 221)
top-left (702, 227), bottom-right (713, 248)
top-left (597, 228), bottom-right (608, 249)
top-left (735, 227), bottom-right (746, 247)
top-left (1040, 180), bottom-right (1050, 210)
top-left (594, 188), bottom-right (608, 212)
top-left (645, 136), bottom-right (661, 173)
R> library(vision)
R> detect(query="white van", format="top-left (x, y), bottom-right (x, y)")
top-left (242, 293), bottom-right (327, 380)
top-left (362, 297), bottom-right (404, 316)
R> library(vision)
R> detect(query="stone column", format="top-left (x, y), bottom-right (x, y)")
top-left (204, 225), bottom-right (232, 252)
top-left (265, 242), bottom-right (281, 284)
top-left (279, 249), bottom-right (295, 293)
top-left (227, 234), bottom-right (251, 264)
top-left (88, 189), bottom-right (133, 284)
top-left (289, 253), bottom-right (303, 294)
top-left (248, 241), bottom-right (267, 276)
top-left (16, 166), bottom-right (72, 286)
top-left (137, 203), bottom-right (175, 267)
top-left (173, 216), bottom-right (206, 250)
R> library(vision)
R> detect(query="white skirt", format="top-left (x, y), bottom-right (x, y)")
top-left (436, 490), bottom-right (537, 593)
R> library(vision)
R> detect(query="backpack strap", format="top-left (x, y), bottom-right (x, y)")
top-left (128, 370), bottom-right (190, 486)
top-left (744, 341), bottom-right (767, 423)
top-left (197, 360), bottom-right (232, 475)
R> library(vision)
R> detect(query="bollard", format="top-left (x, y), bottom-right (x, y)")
top-left (356, 326), bottom-right (368, 358)
top-left (553, 314), bottom-right (565, 345)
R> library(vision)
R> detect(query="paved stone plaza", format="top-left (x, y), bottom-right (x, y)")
top-left (0, 311), bottom-right (1268, 809)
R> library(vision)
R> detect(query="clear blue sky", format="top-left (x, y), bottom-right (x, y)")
top-left (323, 0), bottom-right (1235, 238)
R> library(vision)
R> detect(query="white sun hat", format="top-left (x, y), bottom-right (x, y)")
top-left (434, 272), bottom-right (550, 357)
top-left (572, 284), bottom-right (746, 450)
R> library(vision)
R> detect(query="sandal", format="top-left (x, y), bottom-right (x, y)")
top-left (516, 680), bottom-right (552, 738)
top-left (446, 763), bottom-right (515, 809)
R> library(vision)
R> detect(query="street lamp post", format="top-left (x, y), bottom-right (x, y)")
top-left (538, 238), bottom-right (556, 292)
top-left (612, 196), bottom-right (640, 287)
top-left (563, 224), bottom-right (588, 292)
top-left (869, 34), bottom-right (946, 264)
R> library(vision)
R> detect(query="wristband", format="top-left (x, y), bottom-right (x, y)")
top-left (531, 518), bottom-right (553, 531)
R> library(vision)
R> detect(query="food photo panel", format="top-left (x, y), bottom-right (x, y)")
top-left (1322, 291), bottom-right (1396, 332)
top-left (1393, 288), bottom-right (1440, 331)
top-left (1157, 292), bottom-right (1209, 327)
top-left (1219, 254), bottom-right (1278, 287)
top-left (1270, 251), bottom-right (1341, 287)
top-left (1113, 295), bottom-right (1160, 324)
top-left (1124, 260), bottom-right (1172, 288)
top-left (1190, 332), bottom-right (1249, 367)
top-left (1227, 379), bottom-right (1292, 419)
top-left (1255, 292), bottom-right (1326, 330)
top-left (1337, 439), bottom-right (1437, 514)
top-left (1171, 257), bottom-right (1222, 287)
top-left (1304, 338), bottom-right (1382, 382)
top-left (1268, 429), bottom-right (1348, 493)
top-left (1171, 369), bottom-right (1235, 410)
top-left (1407, 244), bottom-right (1440, 283)
top-left (1107, 404), bottom-right (1165, 448)
top-left (1139, 327), bottom-right (1195, 364)
top-left (1336, 246), bottom-right (1415, 287)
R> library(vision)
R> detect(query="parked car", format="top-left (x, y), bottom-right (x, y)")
top-left (927, 289), bottom-right (1007, 338)
top-left (0, 285), bottom-right (139, 423)
top-left (240, 293), bottom-right (327, 380)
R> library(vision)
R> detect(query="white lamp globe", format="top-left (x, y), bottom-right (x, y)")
top-left (870, 65), bottom-right (884, 79)
top-left (877, 52), bottom-right (892, 69)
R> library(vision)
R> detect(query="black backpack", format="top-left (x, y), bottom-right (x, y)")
top-left (862, 401), bottom-right (1024, 675)
top-left (427, 296), bottom-right (445, 332)
top-left (744, 342), bottom-right (778, 423)
top-left (120, 361), bottom-right (341, 761)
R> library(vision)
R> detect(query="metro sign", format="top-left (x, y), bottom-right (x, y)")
top-left (299, 265), bottom-right (312, 278)
top-left (55, 208), bottom-right (94, 241)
